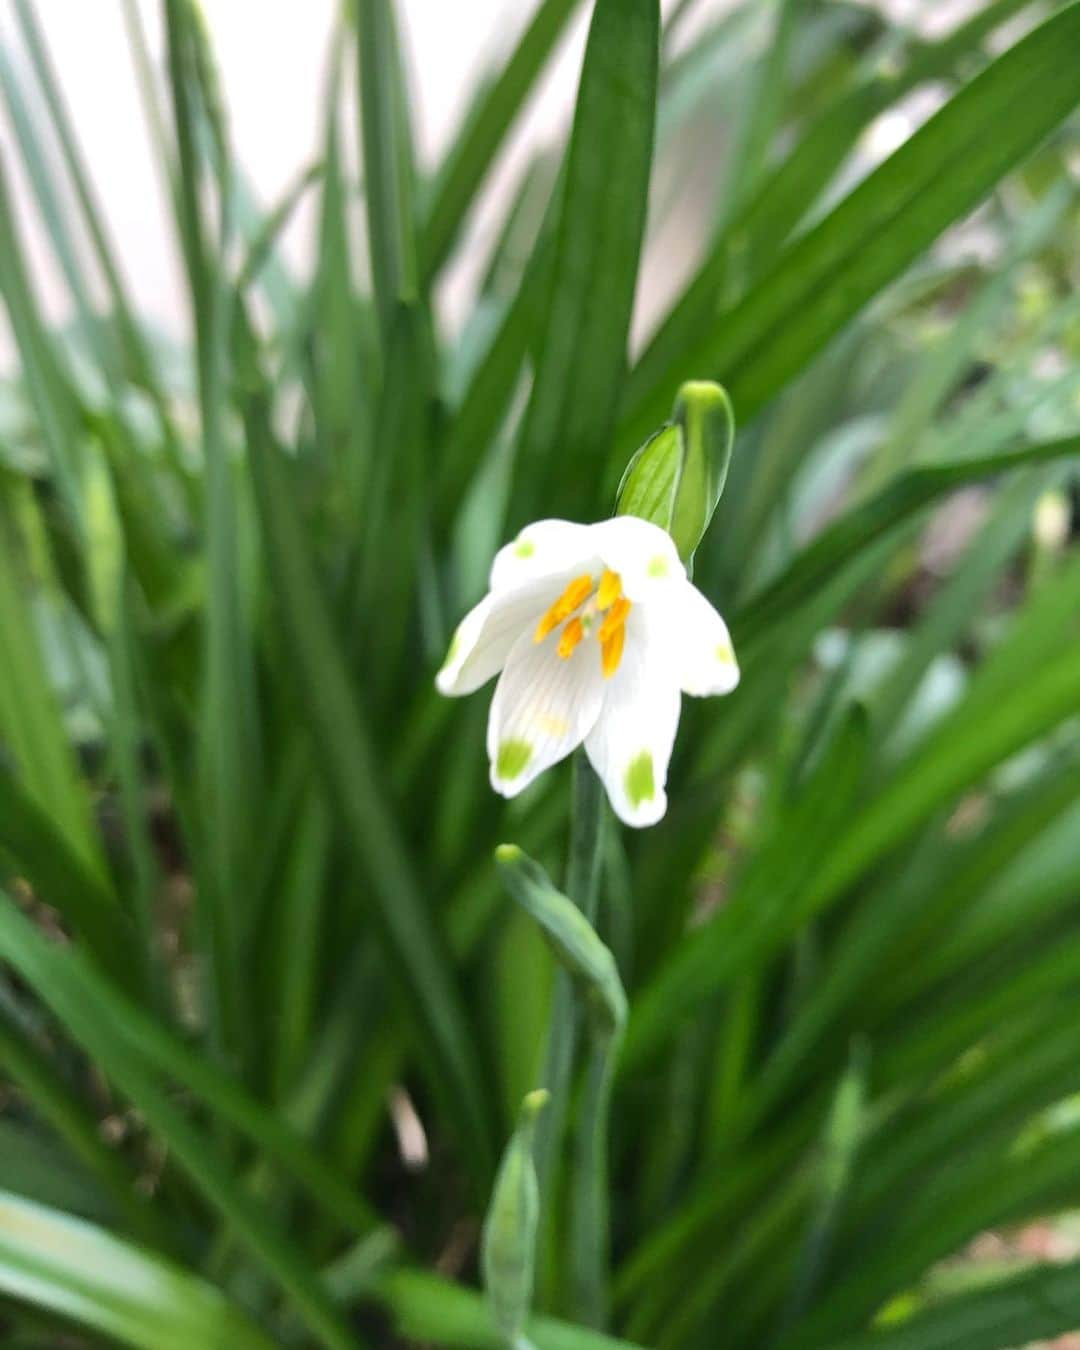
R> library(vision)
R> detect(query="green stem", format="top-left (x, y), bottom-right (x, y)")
top-left (571, 1027), bottom-right (621, 1328)
top-left (533, 754), bottom-right (604, 1195)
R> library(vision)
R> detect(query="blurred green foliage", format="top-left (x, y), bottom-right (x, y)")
top-left (0, 0), bottom-right (1078, 1346)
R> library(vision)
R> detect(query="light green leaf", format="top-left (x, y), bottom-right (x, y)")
top-left (0, 1189), bottom-right (274, 1350)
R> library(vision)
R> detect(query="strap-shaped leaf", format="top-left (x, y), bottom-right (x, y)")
top-left (513, 0), bottom-right (660, 519)
top-left (0, 1189), bottom-right (274, 1350)
top-left (619, 1), bottom-right (1080, 452)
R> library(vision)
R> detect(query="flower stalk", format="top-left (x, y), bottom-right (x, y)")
top-left (533, 753), bottom-right (605, 1202)
top-left (495, 843), bottom-right (627, 1326)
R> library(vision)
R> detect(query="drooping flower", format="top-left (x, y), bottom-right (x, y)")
top-left (436, 517), bottom-right (739, 827)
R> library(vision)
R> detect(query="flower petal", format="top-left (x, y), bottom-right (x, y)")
top-left (664, 579), bottom-right (740, 697)
top-left (487, 629), bottom-right (605, 797)
top-left (490, 519), bottom-right (596, 593)
top-left (585, 609), bottom-right (681, 828)
top-left (436, 576), bottom-right (564, 696)
top-left (589, 516), bottom-right (685, 602)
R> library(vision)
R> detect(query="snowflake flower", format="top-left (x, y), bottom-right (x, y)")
top-left (436, 517), bottom-right (739, 827)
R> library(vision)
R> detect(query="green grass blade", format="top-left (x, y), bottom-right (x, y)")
top-left (238, 317), bottom-right (494, 1179)
top-left (163, 0), bottom-right (262, 1066)
top-left (0, 1189), bottom-right (275, 1350)
top-left (632, 0), bottom-right (1036, 405)
top-left (513, 0), bottom-right (659, 520)
top-left (0, 43), bottom-right (98, 344)
top-left (0, 1014), bottom-right (168, 1249)
top-left (0, 766), bottom-right (134, 988)
top-left (0, 889), bottom-right (378, 1240)
top-left (356, 0), bottom-right (419, 343)
top-left (436, 219), bottom-right (554, 529)
top-left (718, 0), bottom-right (799, 223)
top-left (371, 1266), bottom-right (647, 1349)
top-left (0, 506), bottom-right (101, 879)
top-left (0, 161), bottom-right (86, 534)
top-left (623, 707), bottom-right (869, 1071)
top-left (733, 436), bottom-right (1080, 646)
top-left (421, 0), bottom-right (581, 280)
top-left (12, 0), bottom-right (183, 457)
top-left (825, 1256), bottom-right (1080, 1350)
top-left (619, 0), bottom-right (1080, 452)
top-left (867, 470), bottom-right (1062, 741)
top-left (0, 893), bottom-right (361, 1350)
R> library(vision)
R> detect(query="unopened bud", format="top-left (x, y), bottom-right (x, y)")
top-left (615, 381), bottom-right (734, 563)
top-left (481, 1089), bottom-right (549, 1345)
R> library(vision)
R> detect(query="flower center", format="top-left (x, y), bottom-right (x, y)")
top-left (534, 569), bottom-right (630, 678)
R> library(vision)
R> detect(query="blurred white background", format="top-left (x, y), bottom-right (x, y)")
top-left (0, 0), bottom-right (995, 368)
top-left (0, 0), bottom-right (601, 362)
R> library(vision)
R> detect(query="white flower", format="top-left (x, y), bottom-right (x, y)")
top-left (436, 517), bottom-right (739, 828)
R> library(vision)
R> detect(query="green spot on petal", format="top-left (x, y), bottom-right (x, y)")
top-left (647, 555), bottom-right (669, 577)
top-left (716, 641), bottom-right (733, 663)
top-left (514, 538), bottom-right (535, 558)
top-left (496, 739), bottom-right (533, 781)
top-left (625, 751), bottom-right (655, 808)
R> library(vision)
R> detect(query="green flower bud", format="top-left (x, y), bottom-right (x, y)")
top-left (481, 1089), bottom-right (549, 1346)
top-left (613, 423), bottom-right (682, 540)
top-left (615, 380), bottom-right (735, 564)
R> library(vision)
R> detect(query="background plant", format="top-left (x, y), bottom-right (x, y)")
top-left (0, 0), bottom-right (1079, 1347)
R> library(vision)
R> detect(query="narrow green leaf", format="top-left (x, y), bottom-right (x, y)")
top-left (356, 0), bottom-right (419, 341)
top-left (0, 888), bottom-right (378, 1238)
top-left (619, 1), bottom-right (1080, 451)
top-left (0, 160), bottom-right (86, 536)
top-left (0, 1189), bottom-right (274, 1350)
top-left (371, 1266), bottom-right (647, 1349)
top-left (782, 1121), bottom-right (1080, 1348)
top-left (513, 0), bottom-right (659, 519)
top-left (623, 707), bottom-right (869, 1070)
top-left (0, 507), bottom-right (101, 880)
top-left (421, 0), bottom-right (581, 280)
top-left (436, 225), bottom-right (553, 527)
top-left (733, 436), bottom-right (1080, 646)
top-left (0, 766), bottom-right (133, 988)
top-left (12, 0), bottom-right (183, 463)
top-left (630, 0), bottom-right (1036, 413)
top-left (0, 42), bottom-right (98, 344)
top-left (825, 1256), bottom-right (1080, 1350)
top-left (0, 1015), bottom-right (167, 1248)
top-left (238, 315), bottom-right (493, 1179)
top-left (164, 0), bottom-right (263, 1066)
top-left (0, 893), bottom-right (360, 1350)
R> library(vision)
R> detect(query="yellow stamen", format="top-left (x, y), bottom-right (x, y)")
top-left (597, 568), bottom-right (622, 610)
top-left (601, 624), bottom-right (626, 679)
top-left (598, 596), bottom-right (631, 644)
top-left (534, 572), bottom-right (595, 642)
top-left (557, 617), bottom-right (585, 660)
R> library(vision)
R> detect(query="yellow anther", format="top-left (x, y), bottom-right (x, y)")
top-left (597, 569), bottom-right (622, 610)
top-left (535, 572), bottom-right (594, 642)
top-left (601, 624), bottom-right (626, 679)
top-left (557, 617), bottom-right (585, 660)
top-left (598, 596), bottom-right (631, 644)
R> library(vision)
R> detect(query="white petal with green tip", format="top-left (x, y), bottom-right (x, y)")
top-left (666, 579), bottom-right (740, 697)
top-left (487, 628), bottom-right (605, 797)
top-left (588, 515), bottom-right (685, 602)
top-left (584, 609), bottom-right (681, 828)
